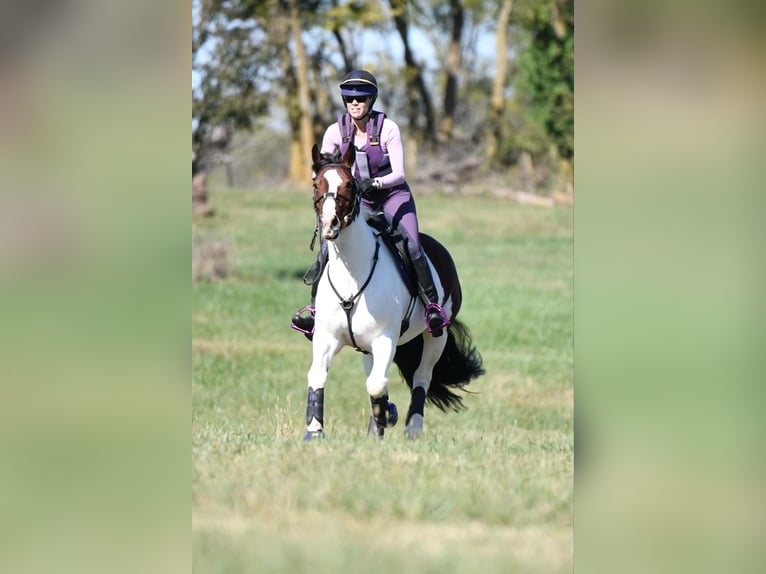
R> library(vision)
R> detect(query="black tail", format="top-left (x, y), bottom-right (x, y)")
top-left (393, 318), bottom-right (485, 411)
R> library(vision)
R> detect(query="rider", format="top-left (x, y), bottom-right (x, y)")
top-left (291, 69), bottom-right (449, 337)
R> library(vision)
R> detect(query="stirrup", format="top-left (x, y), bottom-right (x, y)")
top-left (424, 303), bottom-right (450, 333)
top-left (290, 305), bottom-right (315, 335)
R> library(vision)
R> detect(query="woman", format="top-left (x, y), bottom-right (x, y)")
top-left (291, 69), bottom-right (448, 337)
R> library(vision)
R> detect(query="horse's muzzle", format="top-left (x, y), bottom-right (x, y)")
top-left (322, 216), bottom-right (341, 240)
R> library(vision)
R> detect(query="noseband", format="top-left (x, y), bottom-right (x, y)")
top-left (313, 164), bottom-right (361, 229)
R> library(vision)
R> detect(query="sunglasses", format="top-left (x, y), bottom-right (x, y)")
top-left (343, 95), bottom-right (371, 104)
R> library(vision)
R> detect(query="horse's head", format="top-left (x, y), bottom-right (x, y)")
top-left (311, 144), bottom-right (360, 241)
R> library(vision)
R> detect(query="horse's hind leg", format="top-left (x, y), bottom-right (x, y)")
top-left (363, 336), bottom-right (398, 438)
top-left (405, 335), bottom-right (447, 439)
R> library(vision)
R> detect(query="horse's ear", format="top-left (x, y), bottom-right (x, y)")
top-left (342, 143), bottom-right (355, 168)
top-left (311, 144), bottom-right (320, 165)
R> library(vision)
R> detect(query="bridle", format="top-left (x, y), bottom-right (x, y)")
top-left (312, 163), bottom-right (361, 230)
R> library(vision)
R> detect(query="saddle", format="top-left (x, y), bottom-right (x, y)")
top-left (365, 212), bottom-right (458, 336)
top-left (365, 212), bottom-right (418, 297)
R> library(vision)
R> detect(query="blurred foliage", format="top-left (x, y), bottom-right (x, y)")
top-left (515, 0), bottom-right (574, 160)
top-left (192, 0), bottom-right (575, 191)
top-left (192, 0), bottom-right (280, 163)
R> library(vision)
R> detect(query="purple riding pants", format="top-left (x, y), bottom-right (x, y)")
top-left (362, 187), bottom-right (422, 260)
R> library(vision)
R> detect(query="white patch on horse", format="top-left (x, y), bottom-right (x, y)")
top-left (321, 195), bottom-right (337, 225)
top-left (320, 169), bottom-right (343, 235)
top-left (323, 168), bottom-right (343, 194)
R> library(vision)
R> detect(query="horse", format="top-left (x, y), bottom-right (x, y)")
top-left (301, 143), bottom-right (484, 439)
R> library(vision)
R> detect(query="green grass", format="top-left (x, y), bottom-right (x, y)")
top-left (192, 188), bottom-right (573, 573)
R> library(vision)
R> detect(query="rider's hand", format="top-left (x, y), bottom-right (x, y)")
top-left (357, 178), bottom-right (379, 197)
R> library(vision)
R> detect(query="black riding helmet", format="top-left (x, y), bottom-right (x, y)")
top-left (339, 70), bottom-right (378, 106)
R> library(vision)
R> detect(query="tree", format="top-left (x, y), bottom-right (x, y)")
top-left (288, 0), bottom-right (315, 182)
top-left (192, 0), bottom-right (275, 168)
top-left (389, 0), bottom-right (436, 142)
top-left (192, 0), bottom-right (574, 190)
top-left (402, 0), bottom-right (501, 151)
top-left (515, 0), bottom-right (573, 161)
top-left (487, 0), bottom-right (514, 164)
top-left (437, 0), bottom-right (465, 145)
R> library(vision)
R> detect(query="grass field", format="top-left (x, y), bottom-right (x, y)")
top-left (192, 187), bottom-right (573, 573)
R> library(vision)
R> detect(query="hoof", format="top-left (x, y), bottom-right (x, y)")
top-left (367, 402), bottom-right (398, 437)
top-left (405, 414), bottom-right (423, 440)
top-left (304, 430), bottom-right (326, 441)
top-left (387, 401), bottom-right (398, 427)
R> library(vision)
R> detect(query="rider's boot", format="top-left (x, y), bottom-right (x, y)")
top-left (291, 242), bottom-right (328, 339)
top-left (411, 253), bottom-right (450, 337)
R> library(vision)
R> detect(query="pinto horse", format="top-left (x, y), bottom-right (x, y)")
top-left (303, 144), bottom-right (484, 439)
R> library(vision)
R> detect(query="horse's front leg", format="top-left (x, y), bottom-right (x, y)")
top-left (305, 337), bottom-right (340, 440)
top-left (363, 335), bottom-right (398, 438)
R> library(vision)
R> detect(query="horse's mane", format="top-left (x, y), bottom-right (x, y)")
top-left (312, 147), bottom-right (345, 174)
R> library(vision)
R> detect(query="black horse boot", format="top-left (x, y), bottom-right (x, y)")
top-left (291, 242), bottom-right (328, 339)
top-left (411, 254), bottom-right (450, 337)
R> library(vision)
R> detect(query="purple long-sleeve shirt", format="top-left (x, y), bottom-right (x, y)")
top-left (320, 115), bottom-right (407, 190)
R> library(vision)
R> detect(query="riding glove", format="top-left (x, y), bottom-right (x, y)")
top-left (357, 178), bottom-right (379, 197)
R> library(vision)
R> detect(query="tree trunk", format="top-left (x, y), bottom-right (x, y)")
top-left (389, 0), bottom-right (435, 145)
top-left (438, 0), bottom-right (464, 145)
top-left (486, 0), bottom-right (513, 165)
top-left (330, 0), bottom-right (355, 72)
top-left (551, 0), bottom-right (568, 40)
top-left (289, 0), bottom-right (314, 183)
